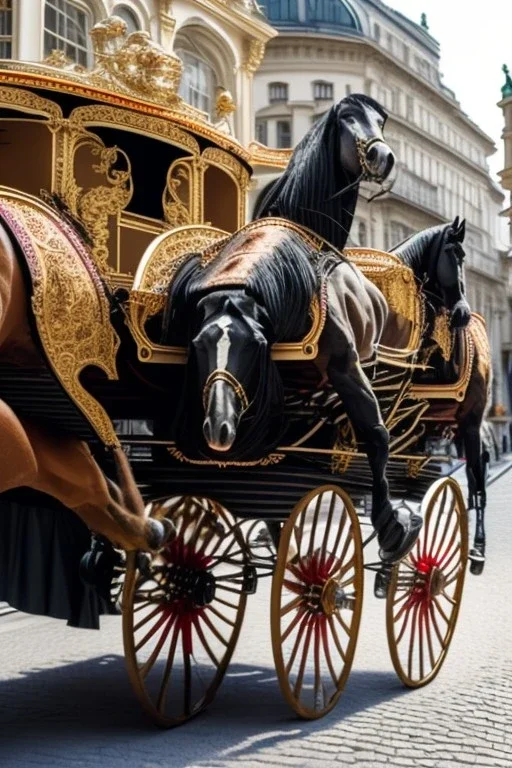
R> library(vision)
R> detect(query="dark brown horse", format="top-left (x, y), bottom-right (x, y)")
top-left (391, 219), bottom-right (491, 573)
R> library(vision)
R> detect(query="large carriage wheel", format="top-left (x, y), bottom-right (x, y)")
top-left (386, 477), bottom-right (468, 688)
top-left (123, 496), bottom-right (248, 727)
top-left (271, 485), bottom-right (364, 718)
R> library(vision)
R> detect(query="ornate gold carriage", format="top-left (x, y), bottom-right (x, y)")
top-left (0, 33), bottom-right (471, 730)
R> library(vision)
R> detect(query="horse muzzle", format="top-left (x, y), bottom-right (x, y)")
top-left (202, 375), bottom-right (247, 452)
top-left (450, 299), bottom-right (472, 330)
top-left (362, 140), bottom-right (396, 184)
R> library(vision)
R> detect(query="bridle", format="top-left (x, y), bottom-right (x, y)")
top-left (355, 136), bottom-right (388, 182)
top-left (202, 369), bottom-right (250, 414)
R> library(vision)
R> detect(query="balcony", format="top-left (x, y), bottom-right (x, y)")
top-left (390, 165), bottom-right (440, 216)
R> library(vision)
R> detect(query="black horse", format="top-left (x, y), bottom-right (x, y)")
top-left (391, 217), bottom-right (491, 574)
top-left (253, 94), bottom-right (396, 253)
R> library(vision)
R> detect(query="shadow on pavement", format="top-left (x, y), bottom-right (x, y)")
top-left (0, 655), bottom-right (409, 767)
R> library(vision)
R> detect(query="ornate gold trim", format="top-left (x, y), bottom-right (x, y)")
top-left (167, 446), bottom-right (285, 468)
top-left (0, 84), bottom-right (63, 126)
top-left (248, 141), bottom-right (292, 169)
top-left (0, 187), bottom-right (120, 446)
top-left (0, 67), bottom-right (251, 163)
top-left (410, 323), bottom-right (475, 403)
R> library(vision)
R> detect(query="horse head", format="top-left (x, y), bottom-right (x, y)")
top-left (192, 290), bottom-right (272, 453)
top-left (334, 94), bottom-right (396, 191)
top-left (433, 217), bottom-right (471, 329)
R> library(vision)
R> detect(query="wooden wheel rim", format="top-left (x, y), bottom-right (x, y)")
top-left (271, 484), bottom-right (364, 719)
top-left (123, 497), bottom-right (247, 728)
top-left (386, 477), bottom-right (468, 688)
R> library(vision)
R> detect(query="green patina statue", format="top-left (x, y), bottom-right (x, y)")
top-left (502, 64), bottom-right (512, 98)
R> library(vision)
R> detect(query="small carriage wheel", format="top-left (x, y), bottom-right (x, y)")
top-left (386, 477), bottom-right (468, 688)
top-left (271, 485), bottom-right (364, 719)
top-left (122, 496), bottom-right (248, 728)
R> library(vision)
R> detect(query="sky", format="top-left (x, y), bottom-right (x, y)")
top-left (383, 0), bottom-right (511, 180)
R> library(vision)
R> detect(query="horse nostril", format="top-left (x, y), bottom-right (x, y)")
top-left (219, 421), bottom-right (234, 447)
top-left (367, 145), bottom-right (379, 164)
top-left (203, 418), bottom-right (212, 443)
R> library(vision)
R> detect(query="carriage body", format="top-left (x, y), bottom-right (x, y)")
top-left (0, 55), bottom-right (471, 726)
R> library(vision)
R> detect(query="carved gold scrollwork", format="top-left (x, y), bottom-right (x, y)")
top-left (163, 158), bottom-right (194, 226)
top-left (74, 144), bottom-right (133, 273)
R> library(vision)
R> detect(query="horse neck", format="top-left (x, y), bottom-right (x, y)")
top-left (258, 115), bottom-right (360, 252)
top-left (391, 230), bottom-right (438, 287)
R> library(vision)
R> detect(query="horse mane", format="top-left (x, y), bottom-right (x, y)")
top-left (163, 227), bottom-right (319, 343)
top-left (390, 223), bottom-right (453, 278)
top-left (253, 94), bottom-right (384, 252)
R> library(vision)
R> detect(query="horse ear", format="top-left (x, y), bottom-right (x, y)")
top-left (457, 219), bottom-right (466, 242)
top-left (452, 216), bottom-right (460, 231)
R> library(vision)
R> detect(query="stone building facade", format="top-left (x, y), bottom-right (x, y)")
top-left (252, 0), bottom-right (509, 420)
top-left (0, 0), bottom-right (275, 148)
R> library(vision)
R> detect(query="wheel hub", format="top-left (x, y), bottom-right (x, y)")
top-left (320, 578), bottom-right (353, 615)
top-left (428, 566), bottom-right (446, 597)
top-left (159, 563), bottom-right (216, 606)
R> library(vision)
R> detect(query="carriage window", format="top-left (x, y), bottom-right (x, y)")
top-left (112, 5), bottom-right (140, 33)
top-left (269, 82), bottom-right (288, 103)
top-left (313, 81), bottom-right (333, 101)
top-left (256, 119), bottom-right (268, 145)
top-left (44, 0), bottom-right (90, 67)
top-left (178, 51), bottom-right (216, 117)
top-left (276, 120), bottom-right (291, 149)
top-left (0, 0), bottom-right (13, 58)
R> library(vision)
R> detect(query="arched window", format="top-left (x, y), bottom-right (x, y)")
top-left (113, 5), bottom-right (140, 34)
top-left (178, 51), bottom-right (217, 117)
top-left (306, 0), bottom-right (360, 27)
top-left (358, 221), bottom-right (367, 247)
top-left (0, 0), bottom-right (13, 58)
top-left (44, 0), bottom-right (89, 66)
top-left (265, 0), bottom-right (299, 21)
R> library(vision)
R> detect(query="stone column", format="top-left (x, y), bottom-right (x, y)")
top-left (157, 0), bottom-right (176, 50)
top-left (16, 0), bottom-right (44, 61)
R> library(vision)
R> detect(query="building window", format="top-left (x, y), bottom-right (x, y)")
top-left (313, 81), bottom-right (333, 100)
top-left (345, 83), bottom-right (351, 96)
top-left (44, 0), bottom-right (90, 67)
top-left (269, 82), bottom-right (288, 103)
top-left (373, 23), bottom-right (380, 43)
top-left (306, 0), bottom-right (360, 28)
top-left (358, 221), bottom-right (367, 246)
top-left (113, 5), bottom-right (140, 34)
top-left (402, 43), bottom-right (409, 66)
top-left (265, 0), bottom-right (299, 22)
top-left (0, 0), bottom-right (12, 58)
top-left (178, 51), bottom-right (216, 117)
top-left (276, 120), bottom-right (291, 148)
top-left (256, 120), bottom-right (268, 145)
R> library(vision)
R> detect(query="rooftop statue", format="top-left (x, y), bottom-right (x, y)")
top-left (502, 64), bottom-right (512, 98)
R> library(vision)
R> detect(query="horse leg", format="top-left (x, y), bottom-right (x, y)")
top-left (327, 352), bottom-right (422, 562)
top-left (461, 418), bottom-right (488, 575)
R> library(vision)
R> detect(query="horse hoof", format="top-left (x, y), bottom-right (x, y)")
top-left (469, 548), bottom-right (485, 576)
top-left (146, 518), bottom-right (176, 551)
top-left (379, 513), bottom-right (423, 564)
top-left (374, 568), bottom-right (391, 599)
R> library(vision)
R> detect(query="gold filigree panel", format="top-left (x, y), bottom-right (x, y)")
top-left (163, 157), bottom-right (195, 227)
top-left (0, 188), bottom-right (120, 446)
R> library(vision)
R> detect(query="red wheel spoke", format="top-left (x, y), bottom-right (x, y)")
top-left (396, 601), bottom-right (414, 645)
top-left (423, 604), bottom-right (437, 669)
top-left (418, 603), bottom-right (425, 680)
top-left (327, 529), bottom-right (351, 578)
top-left (283, 578), bottom-right (303, 595)
top-left (438, 536), bottom-right (461, 568)
top-left (431, 496), bottom-right (457, 562)
top-left (432, 597), bottom-right (451, 624)
top-left (333, 611), bottom-right (351, 638)
top-left (327, 510), bottom-right (348, 573)
top-left (424, 485), bottom-right (447, 557)
top-left (313, 620), bottom-right (324, 711)
top-left (440, 590), bottom-right (458, 606)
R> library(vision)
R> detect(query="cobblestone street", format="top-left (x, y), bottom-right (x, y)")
top-left (0, 465), bottom-right (511, 768)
